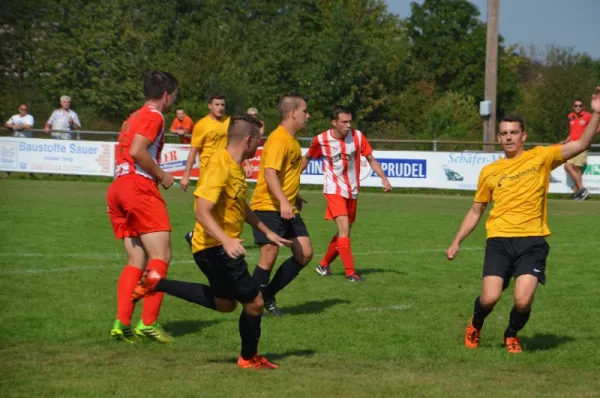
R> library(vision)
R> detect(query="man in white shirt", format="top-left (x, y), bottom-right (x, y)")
top-left (44, 95), bottom-right (81, 140)
top-left (5, 103), bottom-right (34, 138)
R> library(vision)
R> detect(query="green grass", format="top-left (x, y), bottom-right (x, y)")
top-left (1, 180), bottom-right (600, 397)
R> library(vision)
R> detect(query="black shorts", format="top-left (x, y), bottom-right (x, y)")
top-left (483, 237), bottom-right (550, 290)
top-left (252, 211), bottom-right (309, 245)
top-left (193, 246), bottom-right (260, 303)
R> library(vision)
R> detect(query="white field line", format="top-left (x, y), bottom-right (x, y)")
top-left (0, 242), bottom-right (597, 276)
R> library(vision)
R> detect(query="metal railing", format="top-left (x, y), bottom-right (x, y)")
top-left (2, 127), bottom-right (595, 152)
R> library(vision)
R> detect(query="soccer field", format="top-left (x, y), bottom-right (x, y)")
top-left (2, 179), bottom-right (600, 397)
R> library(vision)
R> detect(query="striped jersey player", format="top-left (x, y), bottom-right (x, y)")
top-left (301, 105), bottom-right (391, 281)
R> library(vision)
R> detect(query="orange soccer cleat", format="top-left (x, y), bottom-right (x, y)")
top-left (464, 318), bottom-right (481, 349)
top-left (237, 355), bottom-right (279, 369)
top-left (504, 337), bottom-right (523, 353)
top-left (131, 269), bottom-right (163, 303)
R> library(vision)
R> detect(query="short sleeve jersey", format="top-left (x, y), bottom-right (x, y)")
top-left (249, 125), bottom-right (302, 212)
top-left (190, 115), bottom-right (231, 169)
top-left (114, 105), bottom-right (165, 181)
top-left (474, 145), bottom-right (564, 238)
top-left (306, 129), bottom-right (373, 199)
top-left (192, 149), bottom-right (248, 253)
top-left (568, 111), bottom-right (592, 141)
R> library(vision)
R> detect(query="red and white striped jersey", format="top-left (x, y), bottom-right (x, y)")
top-left (114, 105), bottom-right (165, 181)
top-left (307, 129), bottom-right (373, 199)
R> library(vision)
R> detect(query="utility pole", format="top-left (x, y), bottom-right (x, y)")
top-left (483, 0), bottom-right (499, 151)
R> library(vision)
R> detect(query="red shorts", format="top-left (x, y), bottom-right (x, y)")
top-left (106, 174), bottom-right (171, 239)
top-left (324, 194), bottom-right (358, 223)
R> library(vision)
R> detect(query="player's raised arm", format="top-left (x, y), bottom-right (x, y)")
top-left (561, 87), bottom-right (600, 161)
top-left (130, 134), bottom-right (174, 189)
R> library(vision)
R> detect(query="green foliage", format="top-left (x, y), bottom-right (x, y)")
top-left (0, 0), bottom-right (597, 142)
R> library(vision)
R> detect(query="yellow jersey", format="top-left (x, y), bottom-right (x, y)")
top-left (250, 125), bottom-right (302, 213)
top-left (474, 145), bottom-right (564, 238)
top-left (192, 149), bottom-right (248, 253)
top-left (191, 115), bottom-right (231, 170)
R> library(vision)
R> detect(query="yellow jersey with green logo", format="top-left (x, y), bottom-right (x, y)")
top-left (474, 146), bottom-right (564, 238)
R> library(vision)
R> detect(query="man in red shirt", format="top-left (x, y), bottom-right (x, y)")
top-left (301, 105), bottom-right (391, 281)
top-left (563, 99), bottom-right (592, 200)
top-left (169, 108), bottom-right (194, 143)
top-left (106, 71), bottom-right (178, 343)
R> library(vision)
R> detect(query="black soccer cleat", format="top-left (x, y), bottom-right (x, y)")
top-left (264, 299), bottom-right (283, 317)
top-left (345, 273), bottom-right (365, 282)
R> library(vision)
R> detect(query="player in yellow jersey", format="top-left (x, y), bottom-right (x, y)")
top-left (446, 87), bottom-right (600, 353)
top-left (180, 93), bottom-right (253, 246)
top-left (132, 114), bottom-right (289, 369)
top-left (249, 93), bottom-right (313, 317)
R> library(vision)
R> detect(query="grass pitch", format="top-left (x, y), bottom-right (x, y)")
top-left (1, 179), bottom-right (600, 397)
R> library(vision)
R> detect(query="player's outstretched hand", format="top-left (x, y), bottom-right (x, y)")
top-left (223, 238), bottom-right (246, 259)
top-left (160, 172), bottom-right (175, 189)
top-left (280, 202), bottom-right (294, 220)
top-left (296, 196), bottom-right (307, 212)
top-left (180, 175), bottom-right (190, 192)
top-left (266, 231), bottom-right (292, 247)
top-left (591, 86), bottom-right (600, 114)
top-left (382, 178), bottom-right (392, 192)
top-left (445, 243), bottom-right (460, 260)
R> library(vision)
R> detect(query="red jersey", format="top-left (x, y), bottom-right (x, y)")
top-left (568, 111), bottom-right (591, 141)
top-left (307, 129), bottom-right (373, 199)
top-left (115, 105), bottom-right (165, 181)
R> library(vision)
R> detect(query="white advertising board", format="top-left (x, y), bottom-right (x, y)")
top-left (1, 137), bottom-right (598, 194)
top-left (0, 137), bottom-right (114, 176)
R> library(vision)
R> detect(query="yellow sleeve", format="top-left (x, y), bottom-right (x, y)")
top-left (540, 145), bottom-right (565, 171)
top-left (474, 168), bottom-right (492, 203)
top-left (191, 120), bottom-right (206, 150)
top-left (193, 155), bottom-right (229, 204)
top-left (262, 136), bottom-right (287, 171)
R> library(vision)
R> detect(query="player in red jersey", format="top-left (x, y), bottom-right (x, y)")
top-left (106, 71), bottom-right (178, 343)
top-left (301, 105), bottom-right (391, 281)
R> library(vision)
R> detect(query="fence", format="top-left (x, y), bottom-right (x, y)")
top-left (5, 127), bottom-right (597, 152)
top-left (2, 128), bottom-right (599, 195)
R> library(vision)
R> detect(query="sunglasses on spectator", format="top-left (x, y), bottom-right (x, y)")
top-left (574, 104), bottom-right (583, 108)
top-left (19, 108), bottom-right (28, 111)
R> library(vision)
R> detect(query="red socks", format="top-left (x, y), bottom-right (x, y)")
top-left (337, 237), bottom-right (355, 276)
top-left (319, 236), bottom-right (339, 266)
top-left (117, 265), bottom-right (143, 325)
top-left (141, 259), bottom-right (169, 326)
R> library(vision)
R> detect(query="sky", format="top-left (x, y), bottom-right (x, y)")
top-left (385, 0), bottom-right (600, 59)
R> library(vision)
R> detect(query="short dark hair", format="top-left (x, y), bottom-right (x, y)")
top-left (331, 105), bottom-right (352, 120)
top-left (499, 114), bottom-right (525, 132)
top-left (227, 114), bottom-right (263, 141)
top-left (573, 99), bottom-right (584, 105)
top-left (278, 93), bottom-right (306, 118)
top-left (208, 92), bottom-right (226, 103)
top-left (143, 71), bottom-right (177, 100)
top-left (19, 103), bottom-right (28, 109)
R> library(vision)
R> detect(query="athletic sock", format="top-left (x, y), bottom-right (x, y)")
top-left (141, 259), bottom-right (168, 326)
top-left (472, 296), bottom-right (493, 330)
top-left (239, 310), bottom-right (262, 360)
top-left (155, 279), bottom-right (216, 310)
top-left (267, 257), bottom-right (305, 297)
top-left (337, 237), bottom-right (355, 276)
top-left (117, 265), bottom-right (143, 325)
top-left (319, 235), bottom-right (339, 266)
top-left (504, 306), bottom-right (531, 338)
